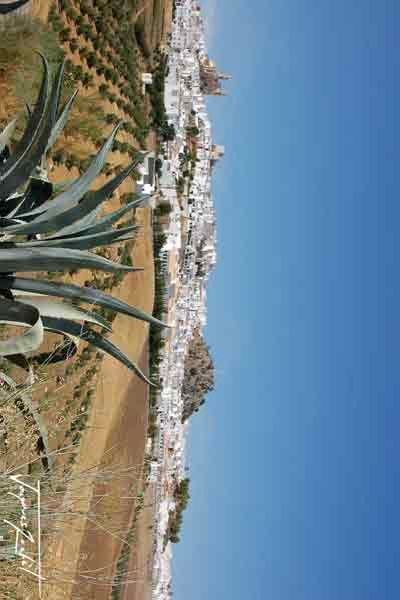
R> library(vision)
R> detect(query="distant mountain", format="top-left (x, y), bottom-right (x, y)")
top-left (181, 328), bottom-right (214, 422)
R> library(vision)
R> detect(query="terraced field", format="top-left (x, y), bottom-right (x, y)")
top-left (0, 1), bottom-right (172, 598)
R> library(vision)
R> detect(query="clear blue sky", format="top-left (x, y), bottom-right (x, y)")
top-left (174, 1), bottom-right (400, 599)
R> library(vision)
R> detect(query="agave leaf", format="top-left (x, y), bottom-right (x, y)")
top-left (0, 58), bottom-right (66, 200)
top-left (0, 192), bottom-right (25, 218)
top-left (4, 195), bottom-right (27, 219)
top-left (46, 89), bottom-right (79, 153)
top-left (49, 61), bottom-right (66, 129)
top-left (0, 298), bottom-right (43, 356)
top-left (0, 217), bottom-right (25, 228)
top-left (45, 161), bottom-right (140, 238)
top-left (7, 160), bottom-right (138, 236)
top-left (51, 205), bottom-right (102, 238)
top-left (79, 197), bottom-right (148, 236)
top-left (0, 119), bottom-right (17, 155)
top-left (18, 123), bottom-right (122, 219)
top-left (0, 54), bottom-right (49, 181)
top-left (0, 0), bottom-right (30, 14)
top-left (0, 276), bottom-right (168, 328)
top-left (49, 195), bottom-right (148, 240)
top-left (0, 247), bottom-right (140, 274)
top-left (18, 296), bottom-right (112, 331)
top-left (10, 177), bottom-right (53, 218)
top-left (14, 225), bottom-right (137, 251)
top-left (42, 317), bottom-right (155, 386)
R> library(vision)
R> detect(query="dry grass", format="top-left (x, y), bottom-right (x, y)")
top-left (0, 2), bottom-right (173, 598)
top-left (140, 0), bottom-right (173, 52)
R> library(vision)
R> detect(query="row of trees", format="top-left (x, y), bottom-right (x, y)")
top-left (165, 478), bottom-right (191, 544)
top-left (48, 0), bottom-right (150, 145)
top-left (148, 208), bottom-right (169, 423)
top-left (148, 55), bottom-right (176, 141)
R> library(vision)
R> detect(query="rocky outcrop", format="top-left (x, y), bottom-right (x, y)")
top-left (181, 328), bottom-right (214, 422)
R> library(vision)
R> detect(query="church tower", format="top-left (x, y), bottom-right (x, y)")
top-left (199, 55), bottom-right (232, 96)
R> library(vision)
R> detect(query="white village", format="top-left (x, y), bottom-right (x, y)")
top-left (140, 1), bottom-right (229, 597)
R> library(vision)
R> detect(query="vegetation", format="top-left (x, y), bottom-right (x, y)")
top-left (165, 478), bottom-right (190, 544)
top-left (0, 61), bottom-right (163, 381)
top-left (111, 491), bottom-right (145, 600)
top-left (181, 328), bottom-right (215, 422)
top-left (48, 0), bottom-right (152, 147)
top-left (148, 207), bottom-right (168, 432)
top-left (0, 0), bottom-right (170, 592)
top-left (148, 54), bottom-right (176, 141)
top-left (0, 17), bottom-right (64, 135)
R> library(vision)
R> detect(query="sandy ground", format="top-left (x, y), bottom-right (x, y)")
top-left (122, 485), bottom-right (156, 600)
top-left (0, 2), bottom-right (173, 597)
top-left (71, 348), bottom-right (151, 600)
top-left (42, 207), bottom-right (155, 600)
top-left (31, 0), bottom-right (50, 21)
top-left (40, 1), bottom-right (175, 594)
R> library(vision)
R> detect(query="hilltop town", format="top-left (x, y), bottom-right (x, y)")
top-left (142, 1), bottom-right (228, 597)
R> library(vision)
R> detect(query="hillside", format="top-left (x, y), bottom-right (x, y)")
top-left (181, 327), bottom-right (215, 422)
top-left (0, 2), bottom-right (173, 600)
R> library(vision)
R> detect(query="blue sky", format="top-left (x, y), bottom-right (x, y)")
top-left (174, 1), bottom-right (400, 599)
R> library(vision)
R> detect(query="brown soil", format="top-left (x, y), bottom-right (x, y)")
top-left (42, 206), bottom-right (154, 600)
top-left (141, 0), bottom-right (173, 51)
top-left (72, 347), bottom-right (150, 600)
top-left (122, 486), bottom-right (155, 600)
top-left (0, 2), bottom-right (173, 598)
top-left (31, 0), bottom-right (50, 21)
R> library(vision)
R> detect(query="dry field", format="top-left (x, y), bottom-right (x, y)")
top-left (0, 1), bottom-right (173, 599)
top-left (139, 0), bottom-right (173, 50)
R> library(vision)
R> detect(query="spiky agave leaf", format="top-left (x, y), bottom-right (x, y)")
top-left (17, 296), bottom-right (112, 331)
top-left (0, 119), bottom-right (17, 156)
top-left (0, 276), bottom-right (168, 328)
top-left (11, 225), bottom-right (137, 251)
top-left (0, 61), bottom-right (162, 384)
top-left (0, 191), bottom-right (25, 218)
top-left (0, 298), bottom-right (43, 356)
top-left (7, 160), bottom-right (140, 234)
top-left (46, 90), bottom-right (79, 153)
top-left (6, 176), bottom-right (53, 218)
top-left (0, 0), bottom-right (30, 14)
top-left (19, 122), bottom-right (123, 219)
top-left (42, 317), bottom-right (155, 387)
top-left (69, 196), bottom-right (150, 237)
top-left (0, 55), bottom-right (50, 200)
top-left (48, 194), bottom-right (148, 240)
top-left (0, 247), bottom-right (141, 274)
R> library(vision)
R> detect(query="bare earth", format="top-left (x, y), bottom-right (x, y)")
top-left (0, 2), bottom-right (173, 598)
top-left (42, 207), bottom-right (155, 600)
top-left (72, 347), bottom-right (151, 600)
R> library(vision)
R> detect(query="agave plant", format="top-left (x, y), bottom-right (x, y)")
top-left (0, 0), bottom-right (30, 15)
top-left (0, 57), bottom-right (164, 385)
